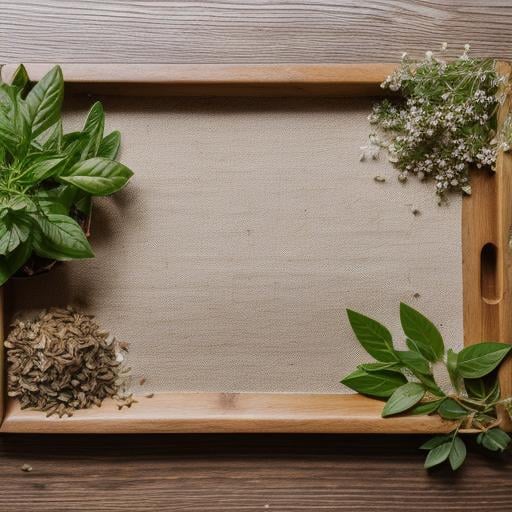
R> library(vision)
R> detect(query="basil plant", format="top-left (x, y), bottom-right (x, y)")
top-left (0, 64), bottom-right (133, 285)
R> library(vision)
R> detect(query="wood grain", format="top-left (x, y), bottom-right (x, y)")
top-left (2, 1), bottom-right (512, 64)
top-left (1, 3), bottom-right (512, 510)
top-left (2, 63), bottom-right (396, 96)
top-left (462, 62), bottom-right (512, 429)
top-left (0, 433), bottom-right (510, 511)
top-left (0, 393), bottom-right (455, 434)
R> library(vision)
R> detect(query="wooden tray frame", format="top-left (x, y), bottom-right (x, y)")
top-left (0, 62), bottom-right (510, 434)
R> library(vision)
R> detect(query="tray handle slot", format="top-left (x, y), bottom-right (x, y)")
top-left (480, 242), bottom-right (501, 304)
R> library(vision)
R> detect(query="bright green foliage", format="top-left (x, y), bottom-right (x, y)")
top-left (342, 302), bottom-right (512, 470)
top-left (0, 64), bottom-right (133, 284)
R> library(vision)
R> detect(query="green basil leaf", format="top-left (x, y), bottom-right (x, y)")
top-left (74, 192), bottom-right (92, 215)
top-left (98, 130), bottom-right (121, 159)
top-left (464, 377), bottom-right (499, 401)
top-left (413, 371), bottom-right (445, 397)
top-left (0, 239), bottom-right (32, 286)
top-left (424, 442), bottom-right (452, 469)
top-left (0, 195), bottom-right (36, 213)
top-left (0, 107), bottom-right (21, 156)
top-left (457, 342), bottom-right (512, 378)
top-left (477, 428), bottom-right (511, 452)
top-left (446, 348), bottom-right (460, 391)
top-left (0, 215), bottom-right (31, 255)
top-left (420, 434), bottom-right (451, 450)
top-left (396, 350), bottom-right (430, 374)
top-left (58, 157), bottom-right (133, 196)
top-left (382, 382), bottom-right (425, 417)
top-left (25, 65), bottom-right (63, 138)
top-left (25, 155), bottom-right (65, 184)
top-left (409, 398), bottom-right (445, 416)
top-left (449, 436), bottom-right (466, 471)
top-left (357, 362), bottom-right (402, 373)
top-left (40, 120), bottom-right (63, 151)
top-left (81, 101), bottom-right (104, 158)
top-left (341, 368), bottom-right (407, 398)
top-left (437, 398), bottom-right (467, 420)
top-left (11, 64), bottom-right (29, 94)
top-left (406, 337), bottom-right (437, 363)
top-left (400, 303), bottom-right (444, 362)
top-left (32, 213), bottom-right (93, 260)
top-left (485, 379), bottom-right (501, 402)
top-left (346, 309), bottom-right (397, 362)
top-left (36, 185), bottom-right (76, 212)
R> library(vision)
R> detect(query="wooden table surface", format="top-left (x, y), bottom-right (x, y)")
top-left (2, 1), bottom-right (512, 510)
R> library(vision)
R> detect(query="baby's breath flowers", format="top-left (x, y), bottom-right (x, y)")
top-left (362, 44), bottom-right (510, 200)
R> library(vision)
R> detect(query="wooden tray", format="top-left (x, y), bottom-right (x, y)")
top-left (0, 63), bottom-right (511, 434)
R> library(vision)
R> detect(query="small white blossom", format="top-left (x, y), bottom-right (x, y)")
top-left (365, 49), bottom-right (501, 198)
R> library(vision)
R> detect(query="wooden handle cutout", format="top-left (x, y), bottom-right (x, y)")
top-left (481, 242), bottom-right (501, 304)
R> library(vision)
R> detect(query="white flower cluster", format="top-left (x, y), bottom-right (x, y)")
top-left (366, 44), bottom-right (509, 198)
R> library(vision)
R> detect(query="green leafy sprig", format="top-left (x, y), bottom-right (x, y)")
top-left (0, 64), bottom-right (133, 285)
top-left (342, 303), bottom-right (512, 470)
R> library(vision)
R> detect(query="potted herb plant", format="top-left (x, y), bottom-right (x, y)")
top-left (0, 64), bottom-right (133, 284)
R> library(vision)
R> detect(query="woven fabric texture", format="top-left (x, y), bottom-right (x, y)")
top-left (8, 96), bottom-right (463, 393)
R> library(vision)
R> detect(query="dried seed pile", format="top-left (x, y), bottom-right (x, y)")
top-left (5, 307), bottom-right (134, 417)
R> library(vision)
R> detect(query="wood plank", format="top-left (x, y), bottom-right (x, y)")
top-left (0, 433), bottom-right (509, 511)
top-left (495, 62), bottom-right (512, 428)
top-left (2, 1), bottom-right (512, 64)
top-left (462, 62), bottom-right (512, 429)
top-left (0, 393), bottom-right (454, 434)
top-left (2, 63), bottom-right (396, 96)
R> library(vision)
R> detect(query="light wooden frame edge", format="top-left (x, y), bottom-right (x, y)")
top-left (0, 62), bottom-right (510, 434)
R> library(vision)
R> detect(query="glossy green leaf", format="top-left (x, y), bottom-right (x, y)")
top-left (464, 377), bottom-right (500, 402)
top-left (357, 362), bottom-right (402, 373)
top-left (36, 185), bottom-right (76, 212)
top-left (382, 382), bottom-right (425, 417)
top-left (477, 428), bottom-right (511, 452)
top-left (41, 120), bottom-right (63, 151)
top-left (400, 303), bottom-right (444, 361)
top-left (25, 155), bottom-right (65, 184)
top-left (25, 65), bottom-right (63, 138)
top-left (413, 371), bottom-right (445, 398)
top-left (438, 398), bottom-right (467, 420)
top-left (449, 436), bottom-right (466, 471)
top-left (396, 350), bottom-right (430, 374)
top-left (0, 108), bottom-right (20, 156)
top-left (457, 342), bottom-right (512, 378)
top-left (409, 398), bottom-right (445, 416)
top-left (58, 157), bottom-right (133, 196)
top-left (74, 191), bottom-right (92, 215)
top-left (0, 239), bottom-right (32, 286)
top-left (0, 215), bottom-right (31, 255)
top-left (98, 130), bottom-right (121, 159)
top-left (82, 101), bottom-right (104, 157)
top-left (420, 434), bottom-right (451, 450)
top-left (32, 213), bottom-right (93, 260)
top-left (341, 368), bottom-right (407, 398)
top-left (10, 64), bottom-right (29, 94)
top-left (446, 348), bottom-right (460, 391)
top-left (346, 309), bottom-right (397, 362)
top-left (424, 441), bottom-right (452, 469)
top-left (406, 337), bottom-right (437, 363)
